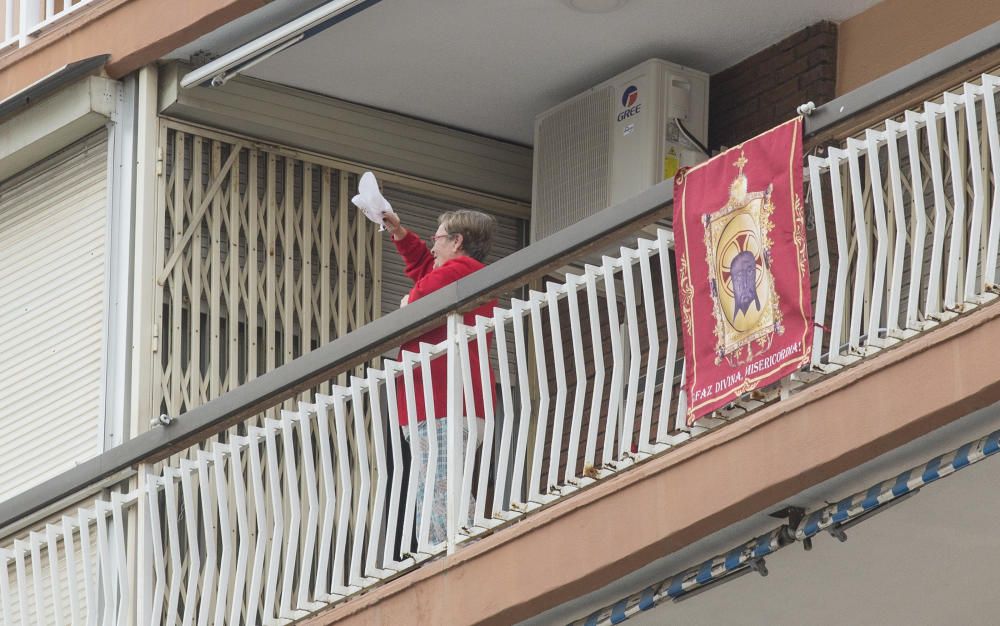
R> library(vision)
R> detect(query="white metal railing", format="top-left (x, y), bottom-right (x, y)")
top-left (1, 0), bottom-right (97, 52)
top-left (809, 73), bottom-right (1000, 368)
top-left (0, 495), bottom-right (129, 625)
top-left (0, 227), bottom-right (689, 625)
top-left (3, 73), bottom-right (1000, 624)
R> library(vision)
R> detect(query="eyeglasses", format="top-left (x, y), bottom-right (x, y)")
top-left (428, 233), bottom-right (455, 245)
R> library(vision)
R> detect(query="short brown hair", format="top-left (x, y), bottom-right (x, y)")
top-left (439, 210), bottom-right (496, 262)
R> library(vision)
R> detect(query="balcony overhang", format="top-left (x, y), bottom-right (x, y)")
top-left (302, 299), bottom-right (1000, 625)
top-left (167, 0), bottom-right (883, 146)
top-left (543, 408), bottom-right (1000, 624)
top-left (0, 0), bottom-right (269, 99)
top-left (0, 72), bottom-right (116, 182)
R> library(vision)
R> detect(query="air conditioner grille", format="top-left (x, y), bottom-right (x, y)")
top-left (533, 86), bottom-right (612, 240)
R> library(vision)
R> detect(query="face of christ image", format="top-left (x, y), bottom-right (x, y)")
top-left (718, 225), bottom-right (766, 331)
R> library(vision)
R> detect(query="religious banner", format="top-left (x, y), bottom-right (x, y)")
top-left (673, 117), bottom-right (812, 424)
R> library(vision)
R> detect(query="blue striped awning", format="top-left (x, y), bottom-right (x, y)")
top-left (573, 428), bottom-right (1000, 626)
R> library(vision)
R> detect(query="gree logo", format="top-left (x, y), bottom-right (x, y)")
top-left (617, 85), bottom-right (641, 122)
top-left (621, 85), bottom-right (638, 107)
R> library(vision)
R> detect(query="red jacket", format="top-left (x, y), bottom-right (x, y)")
top-left (394, 232), bottom-right (497, 425)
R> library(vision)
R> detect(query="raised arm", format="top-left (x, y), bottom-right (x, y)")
top-left (385, 212), bottom-right (435, 283)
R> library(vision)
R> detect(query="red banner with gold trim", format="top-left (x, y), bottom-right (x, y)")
top-left (673, 117), bottom-right (812, 424)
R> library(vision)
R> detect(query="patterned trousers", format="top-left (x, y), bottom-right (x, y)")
top-left (404, 417), bottom-right (480, 546)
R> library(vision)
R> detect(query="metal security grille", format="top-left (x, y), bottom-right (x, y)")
top-left (154, 123), bottom-right (381, 417)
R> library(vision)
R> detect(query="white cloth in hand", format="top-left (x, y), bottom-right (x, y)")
top-left (351, 171), bottom-right (394, 229)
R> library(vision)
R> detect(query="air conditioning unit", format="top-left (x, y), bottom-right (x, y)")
top-left (531, 58), bottom-right (709, 242)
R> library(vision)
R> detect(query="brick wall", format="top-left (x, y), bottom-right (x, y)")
top-left (708, 21), bottom-right (837, 151)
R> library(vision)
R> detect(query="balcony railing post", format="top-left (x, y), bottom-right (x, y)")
top-left (17, 0), bottom-right (39, 46)
top-left (133, 464), bottom-right (154, 625)
top-left (446, 313), bottom-right (463, 555)
top-left (4, 0), bottom-right (15, 44)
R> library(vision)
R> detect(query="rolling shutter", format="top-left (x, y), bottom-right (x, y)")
top-left (0, 132), bottom-right (108, 502)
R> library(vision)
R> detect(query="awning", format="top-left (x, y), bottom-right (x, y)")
top-left (575, 428), bottom-right (1000, 625)
top-left (179, 0), bottom-right (381, 89)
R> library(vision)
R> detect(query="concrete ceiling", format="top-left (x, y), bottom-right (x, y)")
top-left (526, 400), bottom-right (1000, 625)
top-left (169, 0), bottom-right (880, 145)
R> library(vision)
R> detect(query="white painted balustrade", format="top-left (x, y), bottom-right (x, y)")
top-left (3, 73), bottom-right (1000, 624)
top-left (808, 73), bottom-right (1000, 368)
top-left (0, 226), bottom-right (689, 625)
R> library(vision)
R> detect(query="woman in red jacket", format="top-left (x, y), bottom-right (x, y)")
top-left (383, 209), bottom-right (497, 545)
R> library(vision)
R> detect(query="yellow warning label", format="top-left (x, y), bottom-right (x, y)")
top-left (664, 151), bottom-right (679, 180)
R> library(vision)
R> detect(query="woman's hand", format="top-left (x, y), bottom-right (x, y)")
top-left (400, 294), bottom-right (409, 307)
top-left (383, 213), bottom-right (406, 240)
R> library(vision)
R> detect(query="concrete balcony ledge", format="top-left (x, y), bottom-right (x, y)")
top-left (303, 299), bottom-right (1000, 625)
top-left (0, 0), bottom-right (266, 99)
top-left (0, 74), bottom-right (114, 181)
